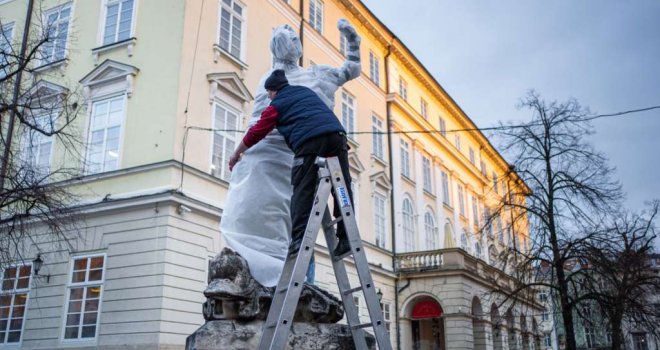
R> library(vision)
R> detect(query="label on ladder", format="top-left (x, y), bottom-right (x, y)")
top-left (336, 185), bottom-right (351, 208)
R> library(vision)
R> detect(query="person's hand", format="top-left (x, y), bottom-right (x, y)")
top-left (337, 19), bottom-right (358, 41)
top-left (228, 152), bottom-right (241, 171)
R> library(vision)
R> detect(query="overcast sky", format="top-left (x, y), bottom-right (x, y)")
top-left (361, 0), bottom-right (660, 213)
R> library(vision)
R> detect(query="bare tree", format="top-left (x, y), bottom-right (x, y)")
top-left (575, 201), bottom-right (660, 350)
top-left (485, 91), bottom-right (623, 350)
top-left (0, 1), bottom-right (84, 269)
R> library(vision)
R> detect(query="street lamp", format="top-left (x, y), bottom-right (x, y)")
top-left (377, 288), bottom-right (383, 302)
top-left (32, 254), bottom-right (50, 283)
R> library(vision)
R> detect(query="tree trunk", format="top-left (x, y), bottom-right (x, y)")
top-left (610, 316), bottom-right (624, 350)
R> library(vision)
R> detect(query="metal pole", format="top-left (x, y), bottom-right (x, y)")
top-left (0, 0), bottom-right (35, 191)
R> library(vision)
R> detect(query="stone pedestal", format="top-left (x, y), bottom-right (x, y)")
top-left (186, 320), bottom-right (375, 350)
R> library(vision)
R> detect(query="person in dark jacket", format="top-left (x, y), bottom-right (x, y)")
top-left (229, 69), bottom-right (353, 264)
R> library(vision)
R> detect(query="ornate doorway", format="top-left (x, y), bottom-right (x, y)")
top-left (410, 299), bottom-right (445, 350)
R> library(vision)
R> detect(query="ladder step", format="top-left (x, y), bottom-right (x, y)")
top-left (342, 286), bottom-right (363, 295)
top-left (324, 216), bottom-right (343, 229)
top-left (352, 322), bottom-right (373, 330)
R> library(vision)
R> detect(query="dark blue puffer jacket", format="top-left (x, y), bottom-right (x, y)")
top-left (270, 85), bottom-right (345, 152)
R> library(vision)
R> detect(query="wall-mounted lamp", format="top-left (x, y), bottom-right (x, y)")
top-left (32, 254), bottom-right (50, 283)
top-left (377, 288), bottom-right (383, 302)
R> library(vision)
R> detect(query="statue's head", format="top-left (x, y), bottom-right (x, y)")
top-left (270, 24), bottom-right (302, 65)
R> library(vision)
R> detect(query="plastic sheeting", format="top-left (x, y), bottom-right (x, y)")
top-left (221, 20), bottom-right (361, 287)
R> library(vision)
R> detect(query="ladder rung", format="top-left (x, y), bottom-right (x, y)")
top-left (324, 217), bottom-right (343, 229)
top-left (352, 322), bottom-right (373, 330)
top-left (342, 286), bottom-right (363, 295)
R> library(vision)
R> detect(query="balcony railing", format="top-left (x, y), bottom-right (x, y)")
top-left (396, 250), bottom-right (443, 270)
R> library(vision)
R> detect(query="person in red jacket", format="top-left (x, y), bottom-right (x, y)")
top-left (229, 70), bottom-right (353, 261)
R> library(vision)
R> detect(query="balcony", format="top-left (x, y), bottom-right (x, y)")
top-left (395, 248), bottom-right (518, 293)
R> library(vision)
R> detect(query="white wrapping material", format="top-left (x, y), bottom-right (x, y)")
top-left (221, 21), bottom-right (361, 287)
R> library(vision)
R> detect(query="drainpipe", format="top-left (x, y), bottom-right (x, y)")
top-left (0, 0), bottom-right (35, 191)
top-left (384, 40), bottom-right (402, 350)
top-left (298, 0), bottom-right (305, 66)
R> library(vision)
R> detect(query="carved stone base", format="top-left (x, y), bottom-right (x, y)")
top-left (186, 320), bottom-right (375, 350)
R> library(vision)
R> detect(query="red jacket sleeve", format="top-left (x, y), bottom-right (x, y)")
top-left (242, 105), bottom-right (279, 148)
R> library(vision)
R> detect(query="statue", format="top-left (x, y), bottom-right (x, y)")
top-left (220, 19), bottom-right (361, 287)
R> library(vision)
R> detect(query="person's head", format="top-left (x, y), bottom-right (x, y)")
top-left (264, 69), bottom-right (289, 99)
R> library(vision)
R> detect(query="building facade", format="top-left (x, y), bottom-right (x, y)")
top-left (0, 0), bottom-right (541, 348)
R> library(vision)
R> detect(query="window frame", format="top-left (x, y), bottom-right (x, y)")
top-left (402, 197), bottom-right (415, 252)
top-left (469, 147), bottom-right (475, 164)
top-left (210, 100), bottom-right (241, 181)
top-left (0, 264), bottom-right (32, 345)
top-left (100, 0), bottom-right (137, 46)
top-left (374, 193), bottom-right (387, 249)
top-left (217, 0), bottom-right (246, 61)
top-left (457, 184), bottom-right (465, 217)
top-left (61, 253), bottom-right (107, 342)
top-left (420, 98), bottom-right (428, 119)
top-left (422, 155), bottom-right (432, 193)
top-left (21, 111), bottom-right (56, 175)
top-left (41, 2), bottom-right (73, 65)
top-left (441, 170), bottom-right (450, 206)
top-left (438, 117), bottom-right (446, 137)
top-left (400, 139), bottom-right (410, 178)
top-left (340, 90), bottom-right (356, 140)
top-left (368, 51), bottom-right (380, 86)
top-left (0, 22), bottom-right (15, 77)
top-left (371, 115), bottom-right (384, 160)
top-left (398, 77), bottom-right (408, 101)
top-left (84, 93), bottom-right (127, 175)
top-left (308, 0), bottom-right (324, 33)
top-left (423, 210), bottom-right (437, 250)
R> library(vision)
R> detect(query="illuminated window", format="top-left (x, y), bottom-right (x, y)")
top-left (63, 254), bottom-right (105, 340)
top-left (0, 265), bottom-right (31, 344)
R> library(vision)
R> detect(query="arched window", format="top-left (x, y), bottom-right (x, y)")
top-left (444, 221), bottom-right (455, 248)
top-left (424, 210), bottom-right (437, 250)
top-left (474, 242), bottom-right (482, 259)
top-left (460, 232), bottom-right (468, 251)
top-left (402, 198), bottom-right (415, 252)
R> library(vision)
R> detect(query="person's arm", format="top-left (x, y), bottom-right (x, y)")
top-left (320, 19), bottom-right (361, 86)
top-left (229, 105), bottom-right (279, 171)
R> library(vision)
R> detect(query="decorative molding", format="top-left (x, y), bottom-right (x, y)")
top-left (370, 171), bottom-right (391, 192)
top-left (207, 72), bottom-right (253, 105)
top-left (91, 37), bottom-right (137, 65)
top-left (347, 151), bottom-right (365, 174)
top-left (79, 59), bottom-right (139, 98)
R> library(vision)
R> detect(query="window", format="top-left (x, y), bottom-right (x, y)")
top-left (211, 102), bottom-right (239, 181)
top-left (372, 115), bottom-right (384, 160)
top-left (86, 95), bottom-right (125, 174)
top-left (474, 242), bottom-right (482, 259)
top-left (460, 232), bottom-right (468, 251)
top-left (542, 309), bottom-right (549, 321)
top-left (103, 0), bottom-right (135, 45)
top-left (633, 333), bottom-right (648, 350)
top-left (374, 194), bottom-right (387, 248)
top-left (63, 254), bottom-right (105, 340)
top-left (402, 198), bottom-right (415, 252)
top-left (496, 216), bottom-right (503, 243)
top-left (606, 332), bottom-right (612, 345)
top-left (492, 172), bottom-right (499, 193)
top-left (400, 139), bottom-right (410, 178)
top-left (441, 171), bottom-right (450, 205)
top-left (1, 23), bottom-right (14, 77)
top-left (544, 334), bottom-right (552, 347)
top-left (398, 77), bottom-right (408, 101)
top-left (420, 98), bottom-right (428, 119)
top-left (23, 113), bottom-right (55, 175)
top-left (483, 207), bottom-right (492, 236)
top-left (42, 3), bottom-right (71, 64)
top-left (380, 302), bottom-right (391, 332)
top-left (539, 291), bottom-right (548, 303)
top-left (472, 196), bottom-right (479, 227)
top-left (218, 0), bottom-right (244, 59)
top-left (340, 91), bottom-right (355, 140)
top-left (480, 161), bottom-right (487, 176)
top-left (438, 117), bottom-right (447, 137)
top-left (309, 0), bottom-right (323, 33)
top-left (457, 184), bottom-right (465, 216)
top-left (369, 51), bottom-right (380, 86)
top-left (469, 147), bottom-right (475, 164)
top-left (339, 33), bottom-right (347, 56)
top-left (584, 327), bottom-right (596, 348)
top-left (422, 156), bottom-right (432, 192)
top-left (424, 211), bottom-right (436, 250)
top-left (0, 265), bottom-right (31, 344)
top-left (454, 134), bottom-right (461, 151)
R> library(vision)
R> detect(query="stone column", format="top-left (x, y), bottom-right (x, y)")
top-left (443, 313), bottom-right (474, 350)
top-left (492, 324), bottom-right (505, 350)
top-left (413, 143), bottom-right (425, 250)
top-left (390, 122), bottom-right (403, 253)
top-left (433, 157), bottom-right (445, 249)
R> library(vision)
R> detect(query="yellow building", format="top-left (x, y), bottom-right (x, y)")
top-left (0, 0), bottom-right (541, 349)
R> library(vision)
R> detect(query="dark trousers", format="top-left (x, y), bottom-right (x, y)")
top-left (290, 133), bottom-right (353, 249)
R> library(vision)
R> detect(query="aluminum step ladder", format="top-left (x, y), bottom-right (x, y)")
top-left (258, 156), bottom-right (392, 350)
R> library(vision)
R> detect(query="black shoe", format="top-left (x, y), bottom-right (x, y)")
top-left (333, 236), bottom-right (351, 257)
